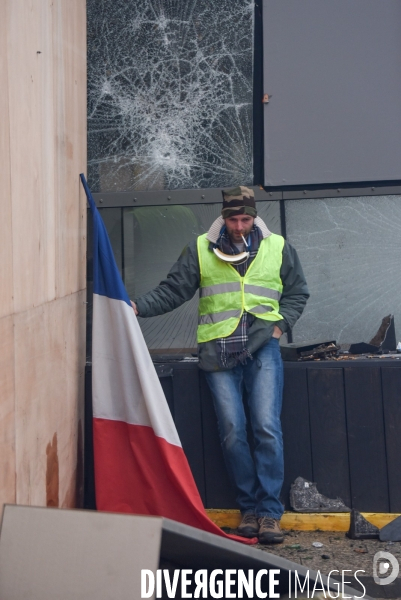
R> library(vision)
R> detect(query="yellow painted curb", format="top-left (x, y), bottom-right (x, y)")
top-left (206, 509), bottom-right (401, 531)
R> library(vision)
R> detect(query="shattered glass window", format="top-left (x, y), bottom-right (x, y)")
top-left (285, 196), bottom-right (401, 345)
top-left (87, 0), bottom-right (254, 192)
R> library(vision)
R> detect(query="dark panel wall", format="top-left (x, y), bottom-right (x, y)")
top-left (345, 368), bottom-right (389, 512)
top-left (281, 369), bottom-right (312, 507)
top-left (198, 361), bottom-right (400, 511)
top-left (85, 361), bottom-right (401, 512)
top-left (307, 369), bottom-right (351, 508)
top-left (381, 368), bottom-right (401, 513)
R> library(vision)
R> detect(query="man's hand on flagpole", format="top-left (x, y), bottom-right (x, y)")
top-left (131, 301), bottom-right (138, 315)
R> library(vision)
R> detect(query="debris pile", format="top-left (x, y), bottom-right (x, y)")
top-left (281, 315), bottom-right (400, 361)
top-left (289, 477), bottom-right (401, 544)
top-left (290, 477), bottom-right (350, 513)
top-left (298, 343), bottom-right (339, 361)
top-left (349, 314), bottom-right (396, 355)
top-left (346, 510), bottom-right (380, 540)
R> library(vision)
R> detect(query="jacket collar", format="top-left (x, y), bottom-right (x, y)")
top-left (206, 216), bottom-right (271, 244)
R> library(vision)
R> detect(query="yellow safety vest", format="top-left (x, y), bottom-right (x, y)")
top-left (197, 233), bottom-right (285, 343)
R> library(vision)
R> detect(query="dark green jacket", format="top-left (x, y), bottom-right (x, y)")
top-left (135, 235), bottom-right (309, 371)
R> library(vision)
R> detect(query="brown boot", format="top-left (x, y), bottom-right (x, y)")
top-left (258, 517), bottom-right (284, 544)
top-left (237, 513), bottom-right (259, 538)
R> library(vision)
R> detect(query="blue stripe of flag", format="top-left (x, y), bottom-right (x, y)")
top-left (80, 174), bottom-right (131, 306)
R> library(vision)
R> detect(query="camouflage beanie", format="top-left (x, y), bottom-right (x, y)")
top-left (221, 186), bottom-right (257, 219)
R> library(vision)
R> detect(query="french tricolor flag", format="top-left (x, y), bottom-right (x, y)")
top-left (80, 175), bottom-right (255, 544)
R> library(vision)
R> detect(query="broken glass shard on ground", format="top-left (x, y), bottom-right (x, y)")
top-left (290, 477), bottom-right (351, 513)
top-left (87, 0), bottom-right (254, 192)
top-left (347, 510), bottom-right (379, 540)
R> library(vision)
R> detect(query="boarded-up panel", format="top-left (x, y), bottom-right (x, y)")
top-left (344, 367), bottom-right (389, 512)
top-left (199, 372), bottom-right (237, 509)
top-left (53, 0), bottom-right (87, 298)
top-left (263, 0), bottom-right (401, 186)
top-left (0, 316), bottom-right (16, 507)
top-left (308, 368), bottom-right (351, 508)
top-left (7, 0), bottom-right (86, 312)
top-left (382, 367), bottom-right (401, 513)
top-left (172, 366), bottom-right (206, 504)
top-left (8, 0), bottom-right (56, 311)
top-left (14, 292), bottom-right (86, 507)
top-left (281, 366), bottom-right (312, 508)
top-left (0, 1), bottom-right (13, 319)
top-left (4, 0), bottom-right (87, 509)
top-left (157, 369), bottom-right (174, 419)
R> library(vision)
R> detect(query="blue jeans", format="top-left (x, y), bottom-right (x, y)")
top-left (205, 338), bottom-right (284, 518)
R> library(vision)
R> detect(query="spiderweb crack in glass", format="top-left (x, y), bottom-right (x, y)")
top-left (286, 196), bottom-right (401, 345)
top-left (87, 0), bottom-right (254, 192)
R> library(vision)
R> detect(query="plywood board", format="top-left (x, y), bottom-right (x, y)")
top-left (0, 1), bottom-right (13, 319)
top-left (14, 292), bottom-right (86, 507)
top-left (8, 0), bottom-right (57, 312)
top-left (0, 316), bottom-right (16, 508)
top-left (53, 0), bottom-right (87, 298)
top-left (7, 0), bottom-right (86, 311)
top-left (3, 0), bottom-right (87, 509)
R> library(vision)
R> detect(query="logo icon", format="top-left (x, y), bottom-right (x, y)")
top-left (373, 551), bottom-right (399, 586)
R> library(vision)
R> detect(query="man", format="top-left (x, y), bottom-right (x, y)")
top-left (132, 186), bottom-right (309, 544)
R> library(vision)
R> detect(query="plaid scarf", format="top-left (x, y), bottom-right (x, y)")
top-left (215, 225), bottom-right (263, 368)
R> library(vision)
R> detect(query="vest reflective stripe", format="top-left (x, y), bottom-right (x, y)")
top-left (199, 309), bottom-right (242, 325)
top-left (243, 284), bottom-right (281, 301)
top-left (247, 305), bottom-right (273, 314)
top-left (197, 233), bottom-right (284, 343)
top-left (200, 282), bottom-right (241, 298)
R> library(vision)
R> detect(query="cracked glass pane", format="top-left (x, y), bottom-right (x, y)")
top-left (285, 196), bottom-right (401, 345)
top-left (122, 201), bottom-right (281, 351)
top-left (87, 0), bottom-right (254, 192)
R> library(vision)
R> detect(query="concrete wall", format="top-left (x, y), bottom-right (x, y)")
top-left (0, 0), bottom-right (86, 509)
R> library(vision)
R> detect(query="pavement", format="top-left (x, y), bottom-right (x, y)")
top-left (256, 530), bottom-right (401, 599)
